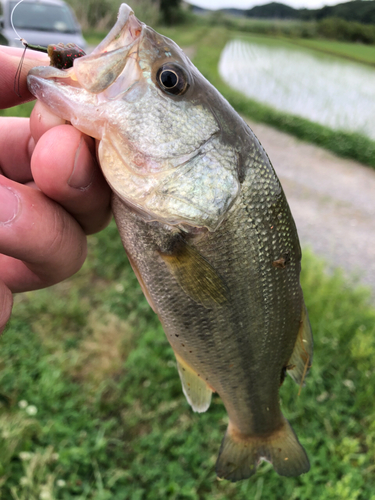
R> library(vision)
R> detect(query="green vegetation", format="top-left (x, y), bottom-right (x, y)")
top-left (316, 17), bottom-right (375, 44)
top-left (0, 102), bottom-right (34, 119)
top-left (1, 221), bottom-right (375, 498)
top-left (245, 0), bottom-right (375, 25)
top-left (288, 37), bottom-right (375, 65)
top-left (298, 0), bottom-right (375, 24)
top-left (65, 0), bottom-right (186, 30)
top-left (208, 9), bottom-right (375, 45)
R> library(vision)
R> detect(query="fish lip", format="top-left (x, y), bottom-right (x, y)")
top-left (90, 4), bottom-right (142, 55)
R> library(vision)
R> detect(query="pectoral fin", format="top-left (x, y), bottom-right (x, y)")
top-left (159, 242), bottom-right (229, 309)
top-left (175, 354), bottom-right (212, 413)
top-left (287, 302), bottom-right (313, 386)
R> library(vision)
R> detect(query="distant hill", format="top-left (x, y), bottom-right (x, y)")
top-left (220, 8), bottom-right (247, 17)
top-left (188, 0), bottom-right (375, 25)
top-left (246, 2), bottom-right (299, 19)
top-left (245, 0), bottom-right (375, 24)
top-left (302, 0), bottom-right (375, 24)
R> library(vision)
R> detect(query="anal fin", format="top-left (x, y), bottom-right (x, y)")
top-left (175, 354), bottom-right (212, 413)
top-left (287, 301), bottom-right (313, 386)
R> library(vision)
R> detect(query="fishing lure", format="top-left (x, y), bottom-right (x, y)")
top-left (14, 41), bottom-right (86, 96)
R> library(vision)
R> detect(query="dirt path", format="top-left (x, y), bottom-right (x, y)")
top-left (246, 119), bottom-right (375, 302)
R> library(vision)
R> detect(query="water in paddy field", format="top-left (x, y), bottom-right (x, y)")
top-left (219, 39), bottom-right (375, 140)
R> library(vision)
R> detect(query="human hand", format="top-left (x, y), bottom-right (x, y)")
top-left (0, 46), bottom-right (112, 333)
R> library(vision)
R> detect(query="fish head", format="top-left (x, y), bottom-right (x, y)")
top-left (28, 4), bottom-right (241, 231)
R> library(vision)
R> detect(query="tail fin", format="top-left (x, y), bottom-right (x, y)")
top-left (216, 419), bottom-right (310, 482)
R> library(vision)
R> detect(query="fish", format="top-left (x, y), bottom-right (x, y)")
top-left (27, 3), bottom-right (313, 481)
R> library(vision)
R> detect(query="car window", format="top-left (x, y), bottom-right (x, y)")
top-left (10, 1), bottom-right (77, 33)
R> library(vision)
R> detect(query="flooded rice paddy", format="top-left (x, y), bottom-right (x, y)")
top-left (219, 39), bottom-right (375, 140)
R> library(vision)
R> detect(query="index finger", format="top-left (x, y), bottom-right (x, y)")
top-left (0, 45), bottom-right (49, 108)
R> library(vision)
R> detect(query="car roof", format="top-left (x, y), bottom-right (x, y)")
top-left (2, 0), bottom-right (70, 6)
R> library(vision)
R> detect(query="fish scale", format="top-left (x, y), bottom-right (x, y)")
top-left (28, 3), bottom-right (313, 481)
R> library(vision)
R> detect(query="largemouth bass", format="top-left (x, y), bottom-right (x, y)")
top-left (27, 4), bottom-right (313, 481)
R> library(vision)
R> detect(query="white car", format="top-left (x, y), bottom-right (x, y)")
top-left (0, 0), bottom-right (86, 50)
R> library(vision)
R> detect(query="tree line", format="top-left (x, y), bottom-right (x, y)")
top-left (65, 0), bottom-right (184, 30)
top-left (246, 1), bottom-right (375, 25)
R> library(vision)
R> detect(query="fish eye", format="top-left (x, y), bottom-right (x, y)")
top-left (156, 64), bottom-right (189, 95)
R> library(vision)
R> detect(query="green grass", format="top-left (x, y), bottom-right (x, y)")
top-left (0, 102), bottom-right (34, 119)
top-left (1, 221), bottom-right (375, 499)
top-left (287, 38), bottom-right (375, 66)
top-left (82, 31), bottom-right (107, 47)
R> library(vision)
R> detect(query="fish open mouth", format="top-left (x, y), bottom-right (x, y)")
top-left (28, 4), bottom-right (143, 99)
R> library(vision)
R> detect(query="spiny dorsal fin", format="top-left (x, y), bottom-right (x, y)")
top-left (286, 301), bottom-right (313, 387)
top-left (175, 354), bottom-right (212, 413)
top-left (159, 241), bottom-right (229, 309)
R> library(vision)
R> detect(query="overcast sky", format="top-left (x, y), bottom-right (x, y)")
top-left (189, 0), bottom-right (351, 9)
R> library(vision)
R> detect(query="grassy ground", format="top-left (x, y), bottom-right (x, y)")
top-left (1, 222), bottom-right (375, 499)
top-left (287, 38), bottom-right (375, 66)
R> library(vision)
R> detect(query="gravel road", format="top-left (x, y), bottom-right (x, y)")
top-left (246, 119), bottom-right (375, 302)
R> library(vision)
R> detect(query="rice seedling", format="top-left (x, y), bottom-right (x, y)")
top-left (219, 39), bottom-right (375, 140)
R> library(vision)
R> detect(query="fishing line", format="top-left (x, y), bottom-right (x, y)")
top-left (11, 0), bottom-right (49, 97)
top-left (10, 0), bottom-right (25, 44)
top-left (13, 45), bottom-right (27, 97)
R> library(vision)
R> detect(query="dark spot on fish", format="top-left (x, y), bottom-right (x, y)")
top-left (175, 334), bottom-right (179, 337)
top-left (181, 344), bottom-right (185, 347)
top-left (189, 350), bottom-right (192, 353)
top-left (272, 253), bottom-right (291, 269)
top-left (237, 151), bottom-right (246, 184)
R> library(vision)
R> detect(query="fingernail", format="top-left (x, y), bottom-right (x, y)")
top-left (0, 185), bottom-right (19, 224)
top-left (68, 137), bottom-right (95, 189)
